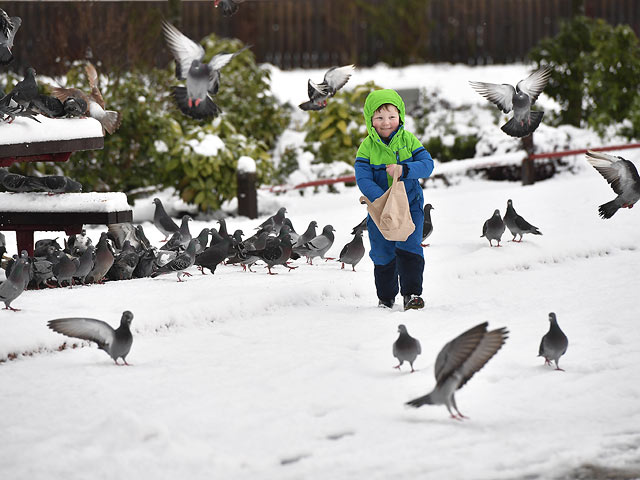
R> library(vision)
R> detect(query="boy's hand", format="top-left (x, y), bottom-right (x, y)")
top-left (386, 164), bottom-right (402, 177)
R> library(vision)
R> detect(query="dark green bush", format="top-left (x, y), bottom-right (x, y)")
top-left (424, 134), bottom-right (479, 162)
top-left (529, 16), bottom-right (640, 137)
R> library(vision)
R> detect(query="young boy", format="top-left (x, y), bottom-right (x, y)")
top-left (355, 89), bottom-right (434, 311)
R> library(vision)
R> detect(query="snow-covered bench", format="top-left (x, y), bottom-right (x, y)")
top-left (0, 116), bottom-right (131, 254)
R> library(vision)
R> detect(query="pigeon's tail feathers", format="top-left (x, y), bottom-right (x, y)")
top-left (406, 393), bottom-right (433, 408)
top-left (172, 86), bottom-right (221, 120)
top-left (598, 200), bottom-right (619, 219)
top-left (101, 110), bottom-right (122, 135)
top-left (529, 226), bottom-right (542, 235)
top-left (501, 110), bottom-right (544, 138)
top-left (298, 100), bottom-right (324, 111)
top-left (0, 47), bottom-right (13, 66)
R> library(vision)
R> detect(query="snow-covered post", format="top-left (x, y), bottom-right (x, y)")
top-left (237, 156), bottom-right (257, 219)
top-left (521, 133), bottom-right (535, 185)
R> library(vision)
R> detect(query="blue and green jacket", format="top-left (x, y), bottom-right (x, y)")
top-left (354, 89), bottom-right (434, 208)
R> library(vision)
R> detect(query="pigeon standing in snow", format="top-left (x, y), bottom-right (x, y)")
top-left (74, 245), bottom-right (95, 285)
top-left (257, 207), bottom-right (287, 236)
top-left (195, 226), bottom-right (231, 274)
top-left (47, 311), bottom-right (134, 365)
top-left (52, 252), bottom-right (79, 287)
top-left (299, 65), bottom-right (355, 111)
top-left (162, 21), bottom-right (249, 120)
top-left (470, 66), bottom-right (551, 137)
top-left (50, 63), bottom-right (122, 134)
top-left (246, 228), bottom-right (295, 275)
top-left (421, 204), bottom-right (434, 247)
top-left (406, 322), bottom-right (509, 419)
top-left (151, 238), bottom-right (199, 281)
top-left (338, 224), bottom-right (365, 271)
top-left (0, 253), bottom-right (28, 311)
top-left (5, 67), bottom-right (38, 111)
top-left (152, 198), bottom-right (180, 241)
top-left (214, 0), bottom-right (246, 16)
top-left (503, 199), bottom-right (542, 242)
top-left (585, 150), bottom-right (640, 219)
top-left (393, 324), bottom-right (421, 373)
top-left (294, 225), bottom-right (335, 264)
top-left (538, 312), bottom-right (568, 371)
top-left (481, 209), bottom-right (506, 247)
top-left (85, 233), bottom-right (115, 284)
top-left (0, 9), bottom-right (21, 65)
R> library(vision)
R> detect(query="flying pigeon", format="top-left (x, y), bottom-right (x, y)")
top-left (503, 199), bottom-right (542, 242)
top-left (152, 198), bottom-right (180, 241)
top-left (421, 204), bottom-right (434, 247)
top-left (47, 311), bottom-right (134, 365)
top-left (151, 238), bottom-right (199, 281)
top-left (393, 324), bottom-right (421, 373)
top-left (214, 0), bottom-right (245, 16)
top-left (0, 253), bottom-right (28, 310)
top-left (50, 63), bottom-right (122, 134)
top-left (299, 65), bottom-right (355, 111)
top-left (162, 21), bottom-right (249, 120)
top-left (406, 322), bottom-right (509, 419)
top-left (585, 150), bottom-right (640, 219)
top-left (0, 9), bottom-right (20, 65)
top-left (338, 225), bottom-right (365, 271)
top-left (481, 209), bottom-right (506, 247)
top-left (293, 224), bottom-right (335, 264)
top-left (470, 67), bottom-right (551, 137)
top-left (538, 312), bottom-right (568, 371)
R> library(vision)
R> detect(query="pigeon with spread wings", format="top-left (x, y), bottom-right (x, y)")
top-left (50, 63), bottom-right (122, 134)
top-left (162, 20), bottom-right (249, 120)
top-left (299, 65), bottom-right (355, 111)
top-left (470, 67), bottom-right (551, 137)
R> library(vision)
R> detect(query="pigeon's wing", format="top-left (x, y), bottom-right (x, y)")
top-left (416, 338), bottom-right (422, 355)
top-left (586, 150), bottom-right (640, 195)
top-left (514, 214), bottom-right (536, 231)
top-left (208, 45), bottom-right (250, 71)
top-left (323, 64), bottom-right (355, 94)
top-left (516, 67), bottom-right (552, 105)
top-left (0, 9), bottom-right (12, 37)
top-left (306, 234), bottom-right (331, 252)
top-left (469, 81), bottom-right (515, 114)
top-left (50, 86), bottom-right (91, 106)
top-left (481, 219), bottom-right (489, 237)
top-left (434, 322), bottom-right (488, 385)
top-left (85, 62), bottom-right (105, 109)
top-left (162, 21), bottom-right (205, 80)
top-left (47, 317), bottom-right (116, 348)
top-left (307, 79), bottom-right (328, 100)
top-left (456, 327), bottom-right (508, 390)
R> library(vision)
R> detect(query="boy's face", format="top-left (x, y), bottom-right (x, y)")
top-left (372, 105), bottom-right (400, 138)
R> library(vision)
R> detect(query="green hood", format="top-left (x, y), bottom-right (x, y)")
top-left (363, 89), bottom-right (406, 141)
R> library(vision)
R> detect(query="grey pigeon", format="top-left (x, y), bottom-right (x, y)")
top-left (151, 238), bottom-right (199, 281)
top-left (30, 257), bottom-right (54, 289)
top-left (133, 248), bottom-right (157, 279)
top-left (585, 150), bottom-right (640, 219)
top-left (294, 224), bottom-right (335, 264)
top-left (470, 67), bottom-right (551, 137)
top-left (107, 222), bottom-right (140, 251)
top-left (65, 229), bottom-right (92, 256)
top-left (291, 220), bottom-right (318, 260)
top-left (0, 8), bottom-right (21, 65)
top-left (106, 241), bottom-right (139, 281)
top-left (406, 322), bottom-right (509, 419)
top-left (31, 94), bottom-right (65, 118)
top-left (258, 207), bottom-right (287, 236)
top-left (195, 231), bottom-right (231, 274)
top-left (52, 252), bottom-right (79, 287)
top-left (162, 21), bottom-right (249, 120)
top-left (338, 226), bottom-right (365, 271)
top-left (160, 215), bottom-right (192, 251)
top-left (481, 209), bottom-right (506, 247)
top-left (351, 217), bottom-right (367, 235)
top-left (63, 97), bottom-right (87, 117)
top-left (299, 65), bottom-right (355, 111)
top-left (26, 175), bottom-right (82, 193)
top-left (74, 245), bottom-right (95, 285)
top-left (228, 231), bottom-right (267, 272)
top-left (0, 253), bottom-right (28, 310)
top-left (282, 219), bottom-right (298, 244)
top-left (0, 168), bottom-right (30, 192)
top-left (393, 324), bottom-right (421, 373)
top-left (214, 0), bottom-right (245, 16)
top-left (538, 312), bottom-right (568, 371)
top-left (0, 231), bottom-right (6, 258)
top-left (503, 199), bottom-right (542, 242)
top-left (51, 63), bottom-right (122, 134)
top-left (134, 225), bottom-right (152, 251)
top-left (246, 228), bottom-right (295, 275)
top-left (194, 228), bottom-right (211, 255)
top-left (85, 233), bottom-right (115, 284)
top-left (6, 67), bottom-right (38, 111)
top-left (421, 204), bottom-right (434, 247)
top-left (152, 198), bottom-right (180, 241)
top-left (47, 311), bottom-right (134, 365)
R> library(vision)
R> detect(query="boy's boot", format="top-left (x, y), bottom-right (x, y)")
top-left (396, 249), bottom-right (425, 311)
top-left (374, 258), bottom-right (398, 308)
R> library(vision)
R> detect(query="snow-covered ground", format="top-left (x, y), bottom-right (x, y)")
top-left (1, 62), bottom-right (640, 479)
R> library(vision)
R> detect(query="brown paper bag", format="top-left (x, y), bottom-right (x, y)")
top-left (360, 166), bottom-right (415, 241)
